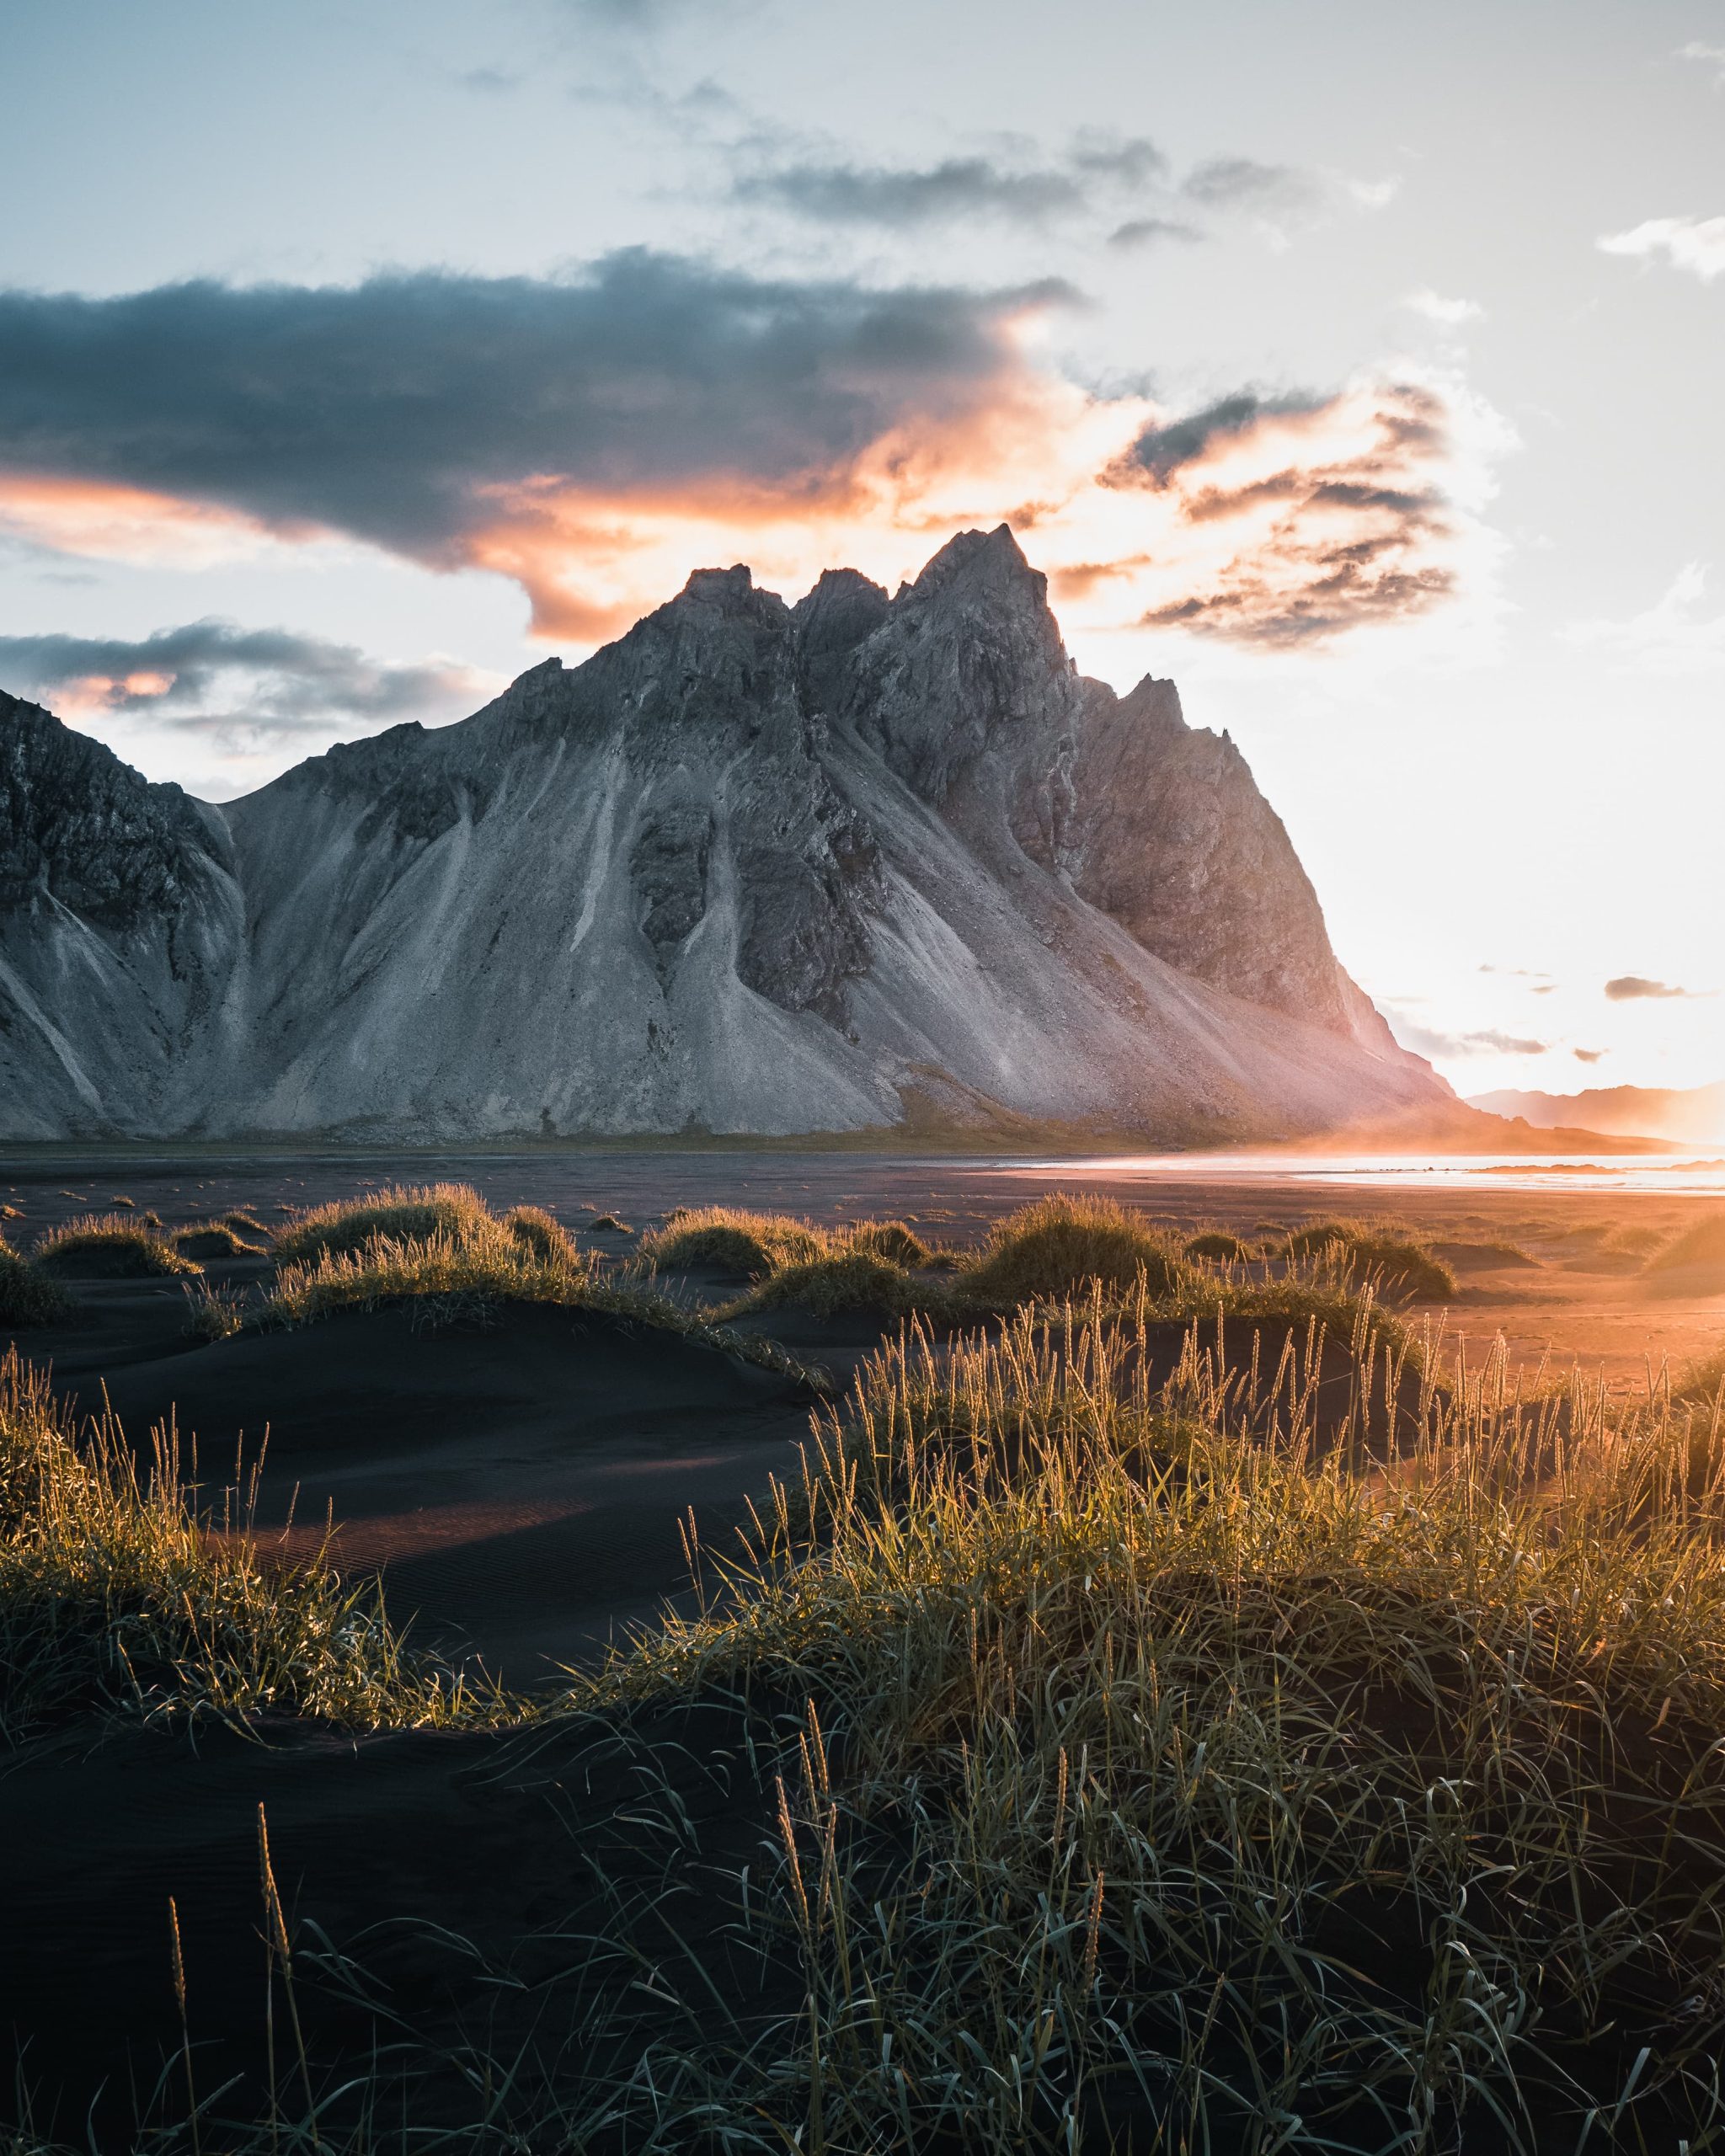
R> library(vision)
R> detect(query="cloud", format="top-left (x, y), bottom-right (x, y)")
top-left (0, 256), bottom-right (1087, 632)
top-left (1104, 382), bottom-right (1471, 645)
top-left (1115, 392), bottom-right (1332, 486)
top-left (1394, 1020), bottom-right (1550, 1059)
top-left (1404, 288), bottom-right (1483, 326)
top-left (734, 135), bottom-right (1165, 229)
top-left (1604, 975), bottom-right (1711, 1001)
top-left (1678, 40), bottom-right (1725, 83)
top-left (1174, 157), bottom-right (1397, 239)
top-left (1180, 157), bottom-right (1317, 214)
top-left (738, 157), bottom-right (1088, 227)
top-left (1565, 561), bottom-right (1725, 674)
top-left (0, 258), bottom-right (1498, 653)
top-left (0, 620), bottom-right (493, 742)
top-left (1598, 215), bottom-right (1725, 282)
top-left (1107, 217), bottom-right (1204, 250)
top-left (1573, 1049), bottom-right (1606, 1064)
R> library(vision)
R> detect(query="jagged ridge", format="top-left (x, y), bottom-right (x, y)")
top-left (0, 526), bottom-right (1443, 1140)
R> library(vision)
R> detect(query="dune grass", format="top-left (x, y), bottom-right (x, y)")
top-left (0, 1240), bottom-right (70, 1328)
top-left (1648, 1209), bottom-right (1725, 1273)
top-left (271, 1182), bottom-right (494, 1266)
top-left (703, 1198), bottom-right (1413, 1356)
top-left (34, 1214), bottom-right (201, 1279)
top-left (563, 1302), bottom-right (1725, 2150)
top-left (1280, 1215), bottom-right (1457, 1300)
top-left (0, 1350), bottom-right (474, 1741)
top-left (640, 1204), bottom-right (829, 1278)
top-left (181, 1278), bottom-right (249, 1341)
top-left (223, 1209), bottom-right (270, 1235)
top-left (959, 1193), bottom-right (1195, 1306)
top-left (503, 1203), bottom-right (580, 1265)
top-left (726, 1247), bottom-right (930, 1321)
top-left (172, 1221), bottom-right (262, 1258)
top-left (1437, 1233), bottom-right (1538, 1267)
top-left (256, 1216), bottom-right (823, 1383)
top-left (846, 1219), bottom-right (932, 1267)
top-left (1183, 1227), bottom-right (1253, 1262)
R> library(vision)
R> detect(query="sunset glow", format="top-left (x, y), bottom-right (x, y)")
top-left (0, 0), bottom-right (1718, 1095)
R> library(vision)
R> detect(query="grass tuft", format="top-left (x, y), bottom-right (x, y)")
top-left (271, 1182), bottom-right (494, 1266)
top-left (181, 1279), bottom-right (248, 1341)
top-left (724, 1249), bottom-right (928, 1321)
top-left (34, 1215), bottom-right (201, 1279)
top-left (173, 1221), bottom-right (261, 1258)
top-left (1648, 1211), bottom-right (1725, 1273)
top-left (1183, 1228), bottom-right (1253, 1262)
top-left (0, 1349), bottom-right (475, 1740)
top-left (0, 1240), bottom-right (70, 1327)
top-left (960, 1193), bottom-right (1194, 1306)
top-left (1280, 1215), bottom-right (1457, 1300)
top-left (846, 1218), bottom-right (932, 1267)
top-left (640, 1205), bottom-right (828, 1279)
top-left (504, 1204), bottom-right (579, 1265)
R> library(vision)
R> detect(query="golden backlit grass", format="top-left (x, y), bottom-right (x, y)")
top-left (271, 1181), bottom-right (495, 1265)
top-left (0, 1350), bottom-right (475, 1741)
top-left (960, 1191), bottom-right (1194, 1305)
top-left (568, 1302), bottom-right (1725, 2149)
top-left (34, 1214), bottom-right (202, 1279)
top-left (1279, 1216), bottom-right (1457, 1300)
top-left (502, 1203), bottom-right (581, 1265)
top-left (13, 1180), bottom-right (1725, 2146)
top-left (172, 1220), bottom-right (262, 1258)
top-left (640, 1204), bottom-right (831, 1278)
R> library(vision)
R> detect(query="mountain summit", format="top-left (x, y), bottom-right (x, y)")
top-left (0, 526), bottom-right (1443, 1140)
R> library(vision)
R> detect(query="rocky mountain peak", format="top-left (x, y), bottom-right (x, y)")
top-left (0, 528), bottom-right (1440, 1142)
top-left (901, 522), bottom-right (1044, 606)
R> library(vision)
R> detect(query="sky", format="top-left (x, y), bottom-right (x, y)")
top-left (1, 0), bottom-right (1721, 1101)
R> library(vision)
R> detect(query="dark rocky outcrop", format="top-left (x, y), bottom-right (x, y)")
top-left (0, 526), bottom-right (1444, 1139)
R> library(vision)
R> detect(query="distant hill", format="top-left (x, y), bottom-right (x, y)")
top-left (1467, 1081), bottom-right (1725, 1144)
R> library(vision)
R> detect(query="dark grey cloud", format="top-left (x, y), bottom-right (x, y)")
top-left (735, 135), bottom-right (1166, 230)
top-left (0, 621), bottom-right (483, 734)
top-left (1180, 157), bottom-right (1321, 214)
top-left (1108, 217), bottom-right (1204, 251)
top-left (1604, 975), bottom-right (1711, 1001)
top-left (740, 157), bottom-right (1087, 226)
top-left (1114, 392), bottom-right (1330, 487)
top-left (0, 254), bottom-right (1068, 563)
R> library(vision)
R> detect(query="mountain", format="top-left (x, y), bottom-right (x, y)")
top-left (1467, 1081), bottom-right (1725, 1145)
top-left (0, 526), bottom-right (1446, 1143)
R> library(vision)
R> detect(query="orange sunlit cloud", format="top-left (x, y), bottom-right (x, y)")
top-left (456, 370), bottom-right (1487, 664)
top-left (0, 472), bottom-right (310, 568)
top-left (0, 358), bottom-right (1495, 670)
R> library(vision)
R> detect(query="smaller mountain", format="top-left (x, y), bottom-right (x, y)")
top-left (1467, 1081), bottom-right (1725, 1145)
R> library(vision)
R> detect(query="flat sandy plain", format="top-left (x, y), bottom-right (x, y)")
top-left (3, 1144), bottom-right (1723, 2137)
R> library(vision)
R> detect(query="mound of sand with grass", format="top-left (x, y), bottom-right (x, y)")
top-left (88, 1298), bottom-right (815, 1682)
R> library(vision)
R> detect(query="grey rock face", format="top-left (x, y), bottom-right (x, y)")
top-left (0, 526), bottom-right (1445, 1140)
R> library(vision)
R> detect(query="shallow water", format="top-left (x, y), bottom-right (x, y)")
top-left (1004, 1150), bottom-right (1725, 1197)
